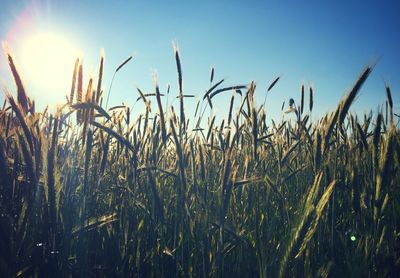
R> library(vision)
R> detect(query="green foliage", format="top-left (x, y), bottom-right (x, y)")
top-left (0, 48), bottom-right (399, 277)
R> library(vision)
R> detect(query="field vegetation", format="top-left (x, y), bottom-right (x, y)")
top-left (0, 45), bottom-right (399, 277)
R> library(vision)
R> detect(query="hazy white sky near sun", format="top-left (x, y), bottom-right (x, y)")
top-left (0, 0), bottom-right (399, 120)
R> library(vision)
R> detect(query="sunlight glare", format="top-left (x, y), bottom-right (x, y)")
top-left (19, 32), bottom-right (81, 103)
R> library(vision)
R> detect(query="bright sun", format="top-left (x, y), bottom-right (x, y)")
top-left (18, 32), bottom-right (81, 102)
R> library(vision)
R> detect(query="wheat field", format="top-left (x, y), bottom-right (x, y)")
top-left (0, 46), bottom-right (399, 277)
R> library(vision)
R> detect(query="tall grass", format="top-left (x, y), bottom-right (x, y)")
top-left (0, 45), bottom-right (399, 277)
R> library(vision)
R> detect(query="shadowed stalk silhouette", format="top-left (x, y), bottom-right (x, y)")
top-left (105, 55), bottom-right (133, 109)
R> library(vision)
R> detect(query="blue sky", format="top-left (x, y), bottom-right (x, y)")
top-left (0, 0), bottom-right (399, 121)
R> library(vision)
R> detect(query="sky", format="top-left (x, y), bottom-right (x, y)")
top-left (0, 0), bottom-right (399, 122)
